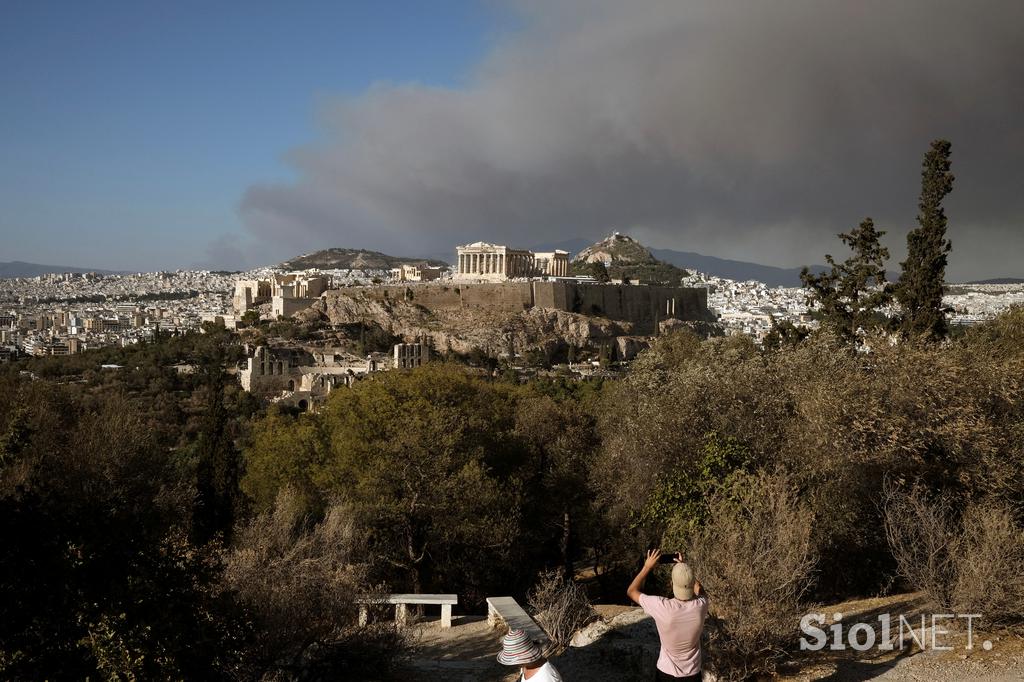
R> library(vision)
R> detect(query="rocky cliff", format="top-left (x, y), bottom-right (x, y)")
top-left (297, 289), bottom-right (635, 357)
top-left (573, 232), bottom-right (657, 265)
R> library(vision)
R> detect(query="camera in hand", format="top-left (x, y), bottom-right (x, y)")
top-left (657, 552), bottom-right (680, 564)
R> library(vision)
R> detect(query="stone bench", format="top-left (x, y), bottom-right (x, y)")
top-left (358, 593), bottom-right (458, 628)
top-left (486, 596), bottom-right (550, 646)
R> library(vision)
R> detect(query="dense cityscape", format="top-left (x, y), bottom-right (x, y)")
top-left (3, 256), bottom-right (1022, 364)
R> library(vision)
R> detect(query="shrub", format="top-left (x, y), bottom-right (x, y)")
top-left (882, 482), bottom-right (960, 610)
top-left (680, 474), bottom-right (815, 681)
top-left (224, 488), bottom-right (408, 679)
top-left (527, 570), bottom-right (597, 655)
top-left (954, 502), bottom-right (1024, 623)
top-left (884, 482), bottom-right (1024, 624)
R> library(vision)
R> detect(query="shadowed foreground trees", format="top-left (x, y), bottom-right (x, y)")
top-left (4, 304), bottom-right (1024, 679)
top-left (242, 363), bottom-right (607, 605)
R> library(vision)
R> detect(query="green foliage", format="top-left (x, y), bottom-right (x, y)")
top-left (569, 258), bottom-right (689, 285)
top-left (637, 432), bottom-right (752, 537)
top-left (578, 260), bottom-right (611, 282)
top-left (762, 318), bottom-right (811, 350)
top-left (0, 393), bottom-right (246, 680)
top-left (243, 364), bottom-right (527, 601)
top-left (607, 260), bottom-right (689, 285)
top-left (895, 139), bottom-right (955, 340)
top-left (801, 217), bottom-right (892, 343)
top-left (240, 309), bottom-right (261, 327)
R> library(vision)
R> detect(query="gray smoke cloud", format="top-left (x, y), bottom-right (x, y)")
top-left (241, 0), bottom-right (1024, 280)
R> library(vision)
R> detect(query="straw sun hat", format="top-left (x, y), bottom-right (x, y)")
top-left (496, 629), bottom-right (543, 666)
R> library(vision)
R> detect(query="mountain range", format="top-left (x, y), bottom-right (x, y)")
top-left (0, 261), bottom-right (121, 279)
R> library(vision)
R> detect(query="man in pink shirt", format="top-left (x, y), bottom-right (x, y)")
top-left (627, 549), bottom-right (709, 681)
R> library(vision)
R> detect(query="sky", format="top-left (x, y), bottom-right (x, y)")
top-left (2, 1), bottom-right (1023, 280)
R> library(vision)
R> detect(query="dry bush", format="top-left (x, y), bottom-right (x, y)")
top-left (884, 482), bottom-right (1024, 624)
top-left (882, 482), bottom-right (959, 609)
top-left (527, 570), bottom-right (597, 655)
top-left (225, 487), bottom-right (408, 680)
top-left (955, 502), bottom-right (1024, 622)
top-left (682, 473), bottom-right (816, 682)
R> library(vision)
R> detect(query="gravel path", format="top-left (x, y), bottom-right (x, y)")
top-left (395, 597), bottom-right (1024, 681)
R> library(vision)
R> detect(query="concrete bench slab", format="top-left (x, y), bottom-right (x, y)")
top-left (358, 593), bottom-right (458, 628)
top-left (486, 596), bottom-right (549, 645)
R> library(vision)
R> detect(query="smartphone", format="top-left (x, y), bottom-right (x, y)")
top-left (657, 553), bottom-right (680, 564)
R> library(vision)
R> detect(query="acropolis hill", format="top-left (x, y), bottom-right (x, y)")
top-left (292, 237), bottom-right (716, 360)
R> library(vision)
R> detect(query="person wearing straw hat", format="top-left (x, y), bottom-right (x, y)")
top-left (627, 549), bottom-right (708, 681)
top-left (496, 628), bottom-right (564, 681)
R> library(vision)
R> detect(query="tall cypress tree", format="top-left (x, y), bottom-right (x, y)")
top-left (895, 139), bottom-right (954, 340)
top-left (801, 217), bottom-right (891, 344)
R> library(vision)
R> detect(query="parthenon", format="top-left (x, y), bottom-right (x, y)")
top-left (454, 242), bottom-right (569, 281)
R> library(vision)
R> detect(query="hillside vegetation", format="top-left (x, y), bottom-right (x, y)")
top-left (279, 247), bottom-right (448, 271)
top-left (4, 305), bottom-right (1024, 680)
top-left (570, 233), bottom-right (690, 284)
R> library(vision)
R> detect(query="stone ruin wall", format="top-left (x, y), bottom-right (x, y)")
top-left (337, 281), bottom-right (709, 334)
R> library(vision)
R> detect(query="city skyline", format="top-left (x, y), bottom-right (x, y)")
top-left (2, 1), bottom-right (1023, 280)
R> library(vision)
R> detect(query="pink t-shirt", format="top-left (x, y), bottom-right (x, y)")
top-left (638, 593), bottom-right (708, 677)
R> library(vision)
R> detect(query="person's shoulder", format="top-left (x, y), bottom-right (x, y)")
top-left (690, 595), bottom-right (710, 612)
top-left (638, 592), bottom-right (668, 606)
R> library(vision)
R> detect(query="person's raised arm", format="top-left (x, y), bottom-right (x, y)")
top-left (626, 549), bottom-right (661, 605)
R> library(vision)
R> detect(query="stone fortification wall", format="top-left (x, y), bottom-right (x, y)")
top-left (533, 282), bottom-right (709, 333)
top-left (334, 281), bottom-right (709, 332)
top-left (356, 282), bottom-right (535, 312)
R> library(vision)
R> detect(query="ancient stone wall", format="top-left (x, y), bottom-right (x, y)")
top-left (332, 281), bottom-right (708, 333)
top-left (355, 283), bottom-right (535, 312)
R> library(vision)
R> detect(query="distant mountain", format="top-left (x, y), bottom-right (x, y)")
top-left (0, 261), bottom-right (120, 279)
top-left (650, 249), bottom-right (826, 287)
top-left (963, 278), bottom-right (1024, 285)
top-left (280, 248), bottom-right (449, 271)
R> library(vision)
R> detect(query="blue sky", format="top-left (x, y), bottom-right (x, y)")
top-left (0, 1), bottom-right (501, 271)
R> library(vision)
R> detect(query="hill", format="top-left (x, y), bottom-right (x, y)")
top-left (570, 233), bottom-right (689, 285)
top-left (532, 237), bottom-right (826, 287)
top-left (279, 248), bottom-right (449, 271)
top-left (0, 261), bottom-right (120, 278)
top-left (965, 277), bottom-right (1024, 285)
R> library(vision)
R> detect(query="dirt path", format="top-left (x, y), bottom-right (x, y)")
top-left (777, 594), bottom-right (1024, 681)
top-left (395, 597), bottom-right (1024, 681)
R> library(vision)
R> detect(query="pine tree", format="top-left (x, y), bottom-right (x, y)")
top-left (801, 217), bottom-right (891, 343)
top-left (895, 139), bottom-right (954, 340)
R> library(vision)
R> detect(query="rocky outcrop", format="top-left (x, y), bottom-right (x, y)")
top-left (300, 289), bottom-right (634, 357)
top-left (573, 232), bottom-right (656, 265)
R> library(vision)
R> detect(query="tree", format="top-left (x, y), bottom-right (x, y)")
top-left (513, 394), bottom-right (600, 580)
top-left (259, 364), bottom-right (525, 601)
top-left (192, 356), bottom-right (241, 546)
top-left (586, 261), bottom-right (611, 283)
top-left (801, 217), bottom-right (891, 343)
top-left (895, 139), bottom-right (954, 340)
top-left (241, 309), bottom-right (261, 327)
